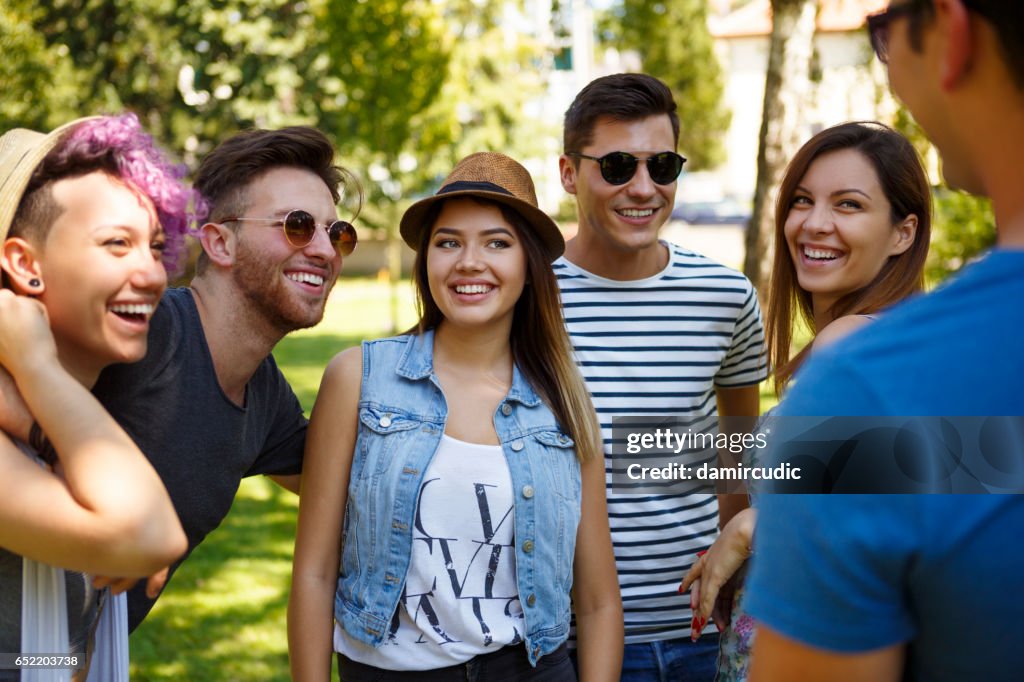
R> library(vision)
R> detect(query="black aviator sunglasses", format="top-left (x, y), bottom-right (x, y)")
top-left (566, 150), bottom-right (686, 186)
top-left (222, 209), bottom-right (358, 256)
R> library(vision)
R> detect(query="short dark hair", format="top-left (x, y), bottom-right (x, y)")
top-left (907, 1), bottom-right (1024, 89)
top-left (563, 73), bottom-right (680, 156)
top-left (193, 126), bottom-right (361, 272)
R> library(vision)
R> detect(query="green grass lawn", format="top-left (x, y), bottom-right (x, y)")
top-left (128, 276), bottom-right (781, 679)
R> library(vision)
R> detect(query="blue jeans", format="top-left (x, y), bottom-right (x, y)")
top-left (619, 634), bottom-right (720, 682)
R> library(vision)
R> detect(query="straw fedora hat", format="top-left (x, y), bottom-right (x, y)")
top-left (0, 117), bottom-right (97, 244)
top-left (399, 152), bottom-right (564, 262)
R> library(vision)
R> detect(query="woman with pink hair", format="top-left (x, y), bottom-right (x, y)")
top-left (0, 114), bottom-right (198, 680)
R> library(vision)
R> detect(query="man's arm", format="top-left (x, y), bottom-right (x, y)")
top-left (269, 474), bottom-right (300, 494)
top-left (750, 625), bottom-right (904, 682)
top-left (715, 383), bottom-right (760, 527)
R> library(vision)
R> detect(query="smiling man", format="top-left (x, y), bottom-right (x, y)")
top-left (745, 2), bottom-right (1024, 681)
top-left (91, 126), bottom-right (360, 630)
top-left (556, 73), bottom-right (768, 681)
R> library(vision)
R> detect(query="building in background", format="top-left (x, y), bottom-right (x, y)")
top-left (523, 0), bottom-right (895, 213)
top-left (707, 0), bottom-right (891, 202)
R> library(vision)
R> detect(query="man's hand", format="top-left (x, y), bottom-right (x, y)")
top-left (144, 565), bottom-right (170, 598)
top-left (92, 565), bottom-right (169, 598)
top-left (91, 575), bottom-right (139, 596)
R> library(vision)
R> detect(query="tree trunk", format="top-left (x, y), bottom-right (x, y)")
top-left (743, 0), bottom-right (817, 293)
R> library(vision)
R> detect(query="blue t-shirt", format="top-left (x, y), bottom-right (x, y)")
top-left (746, 250), bottom-right (1024, 681)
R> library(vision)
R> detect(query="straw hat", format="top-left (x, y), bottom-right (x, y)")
top-left (0, 117), bottom-right (96, 244)
top-left (400, 152), bottom-right (565, 262)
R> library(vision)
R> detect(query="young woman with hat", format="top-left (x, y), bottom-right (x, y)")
top-left (0, 114), bottom-right (193, 680)
top-left (290, 152), bottom-right (623, 681)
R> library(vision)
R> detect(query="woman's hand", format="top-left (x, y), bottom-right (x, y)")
top-left (0, 290), bottom-right (58, 378)
top-left (680, 508), bottom-right (756, 638)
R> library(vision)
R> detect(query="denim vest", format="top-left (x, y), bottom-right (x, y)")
top-left (334, 331), bottom-right (582, 665)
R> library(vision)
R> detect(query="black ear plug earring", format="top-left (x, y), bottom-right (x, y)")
top-left (28, 278), bottom-right (40, 288)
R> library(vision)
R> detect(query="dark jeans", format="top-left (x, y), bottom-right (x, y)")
top-left (619, 634), bottom-right (721, 682)
top-left (337, 643), bottom-right (575, 682)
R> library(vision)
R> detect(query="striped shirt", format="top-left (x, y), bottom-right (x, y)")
top-left (556, 242), bottom-right (768, 644)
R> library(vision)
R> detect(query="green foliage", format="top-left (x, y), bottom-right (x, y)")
top-left (0, 0), bottom-right (82, 130)
top-left (3, 0), bottom-right (329, 162)
top-left (600, 0), bottom-right (731, 169)
top-left (2, 0), bottom-right (548, 228)
top-left (927, 189), bottom-right (996, 285)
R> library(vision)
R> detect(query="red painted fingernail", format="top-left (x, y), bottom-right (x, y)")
top-left (696, 549), bottom-right (708, 558)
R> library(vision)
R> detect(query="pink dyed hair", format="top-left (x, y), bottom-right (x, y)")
top-left (50, 113), bottom-right (206, 273)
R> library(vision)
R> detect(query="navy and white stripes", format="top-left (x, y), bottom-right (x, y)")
top-left (557, 242), bottom-right (767, 644)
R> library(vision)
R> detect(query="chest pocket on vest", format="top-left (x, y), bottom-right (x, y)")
top-left (530, 429), bottom-right (581, 502)
top-left (353, 405), bottom-right (426, 483)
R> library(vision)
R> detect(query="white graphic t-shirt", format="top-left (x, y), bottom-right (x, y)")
top-left (335, 434), bottom-right (523, 670)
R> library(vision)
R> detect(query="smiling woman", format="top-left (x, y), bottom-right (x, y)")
top-left (766, 120), bottom-right (932, 396)
top-left (680, 121), bottom-right (934, 682)
top-left (0, 114), bottom-right (197, 680)
top-left (289, 152), bottom-right (623, 682)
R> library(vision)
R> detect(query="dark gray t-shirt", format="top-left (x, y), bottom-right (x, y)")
top-left (92, 288), bottom-right (307, 631)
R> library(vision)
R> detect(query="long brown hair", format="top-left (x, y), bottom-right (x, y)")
top-left (410, 197), bottom-right (602, 463)
top-left (766, 121), bottom-right (931, 396)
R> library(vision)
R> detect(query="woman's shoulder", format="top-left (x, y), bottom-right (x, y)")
top-left (362, 333), bottom-right (415, 350)
top-left (812, 314), bottom-right (876, 352)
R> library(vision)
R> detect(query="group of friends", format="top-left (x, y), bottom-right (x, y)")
top-left (1, 1), bottom-right (1022, 680)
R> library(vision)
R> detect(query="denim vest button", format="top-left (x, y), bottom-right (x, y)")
top-left (511, 440), bottom-right (524, 452)
top-left (522, 485), bottom-right (534, 499)
top-left (522, 539), bottom-right (535, 553)
top-left (379, 415), bottom-right (392, 427)
top-left (558, 434), bottom-right (569, 444)
top-left (501, 403), bottom-right (512, 416)
top-left (526, 593), bottom-right (536, 607)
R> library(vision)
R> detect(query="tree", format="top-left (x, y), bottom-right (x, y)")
top-left (742, 0), bottom-right (817, 292)
top-left (0, 0), bottom-right (84, 131)
top-left (3, 0), bottom-right (331, 162)
top-left (602, 0), bottom-right (731, 169)
top-left (315, 0), bottom-right (550, 331)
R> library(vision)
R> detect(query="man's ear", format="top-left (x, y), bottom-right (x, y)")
top-left (937, 0), bottom-right (974, 90)
top-left (559, 155), bottom-right (578, 195)
top-left (890, 214), bottom-right (918, 256)
top-left (1, 238), bottom-right (45, 295)
top-left (198, 222), bottom-right (236, 267)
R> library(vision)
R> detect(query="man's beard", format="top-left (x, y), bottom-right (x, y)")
top-left (231, 239), bottom-right (331, 335)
